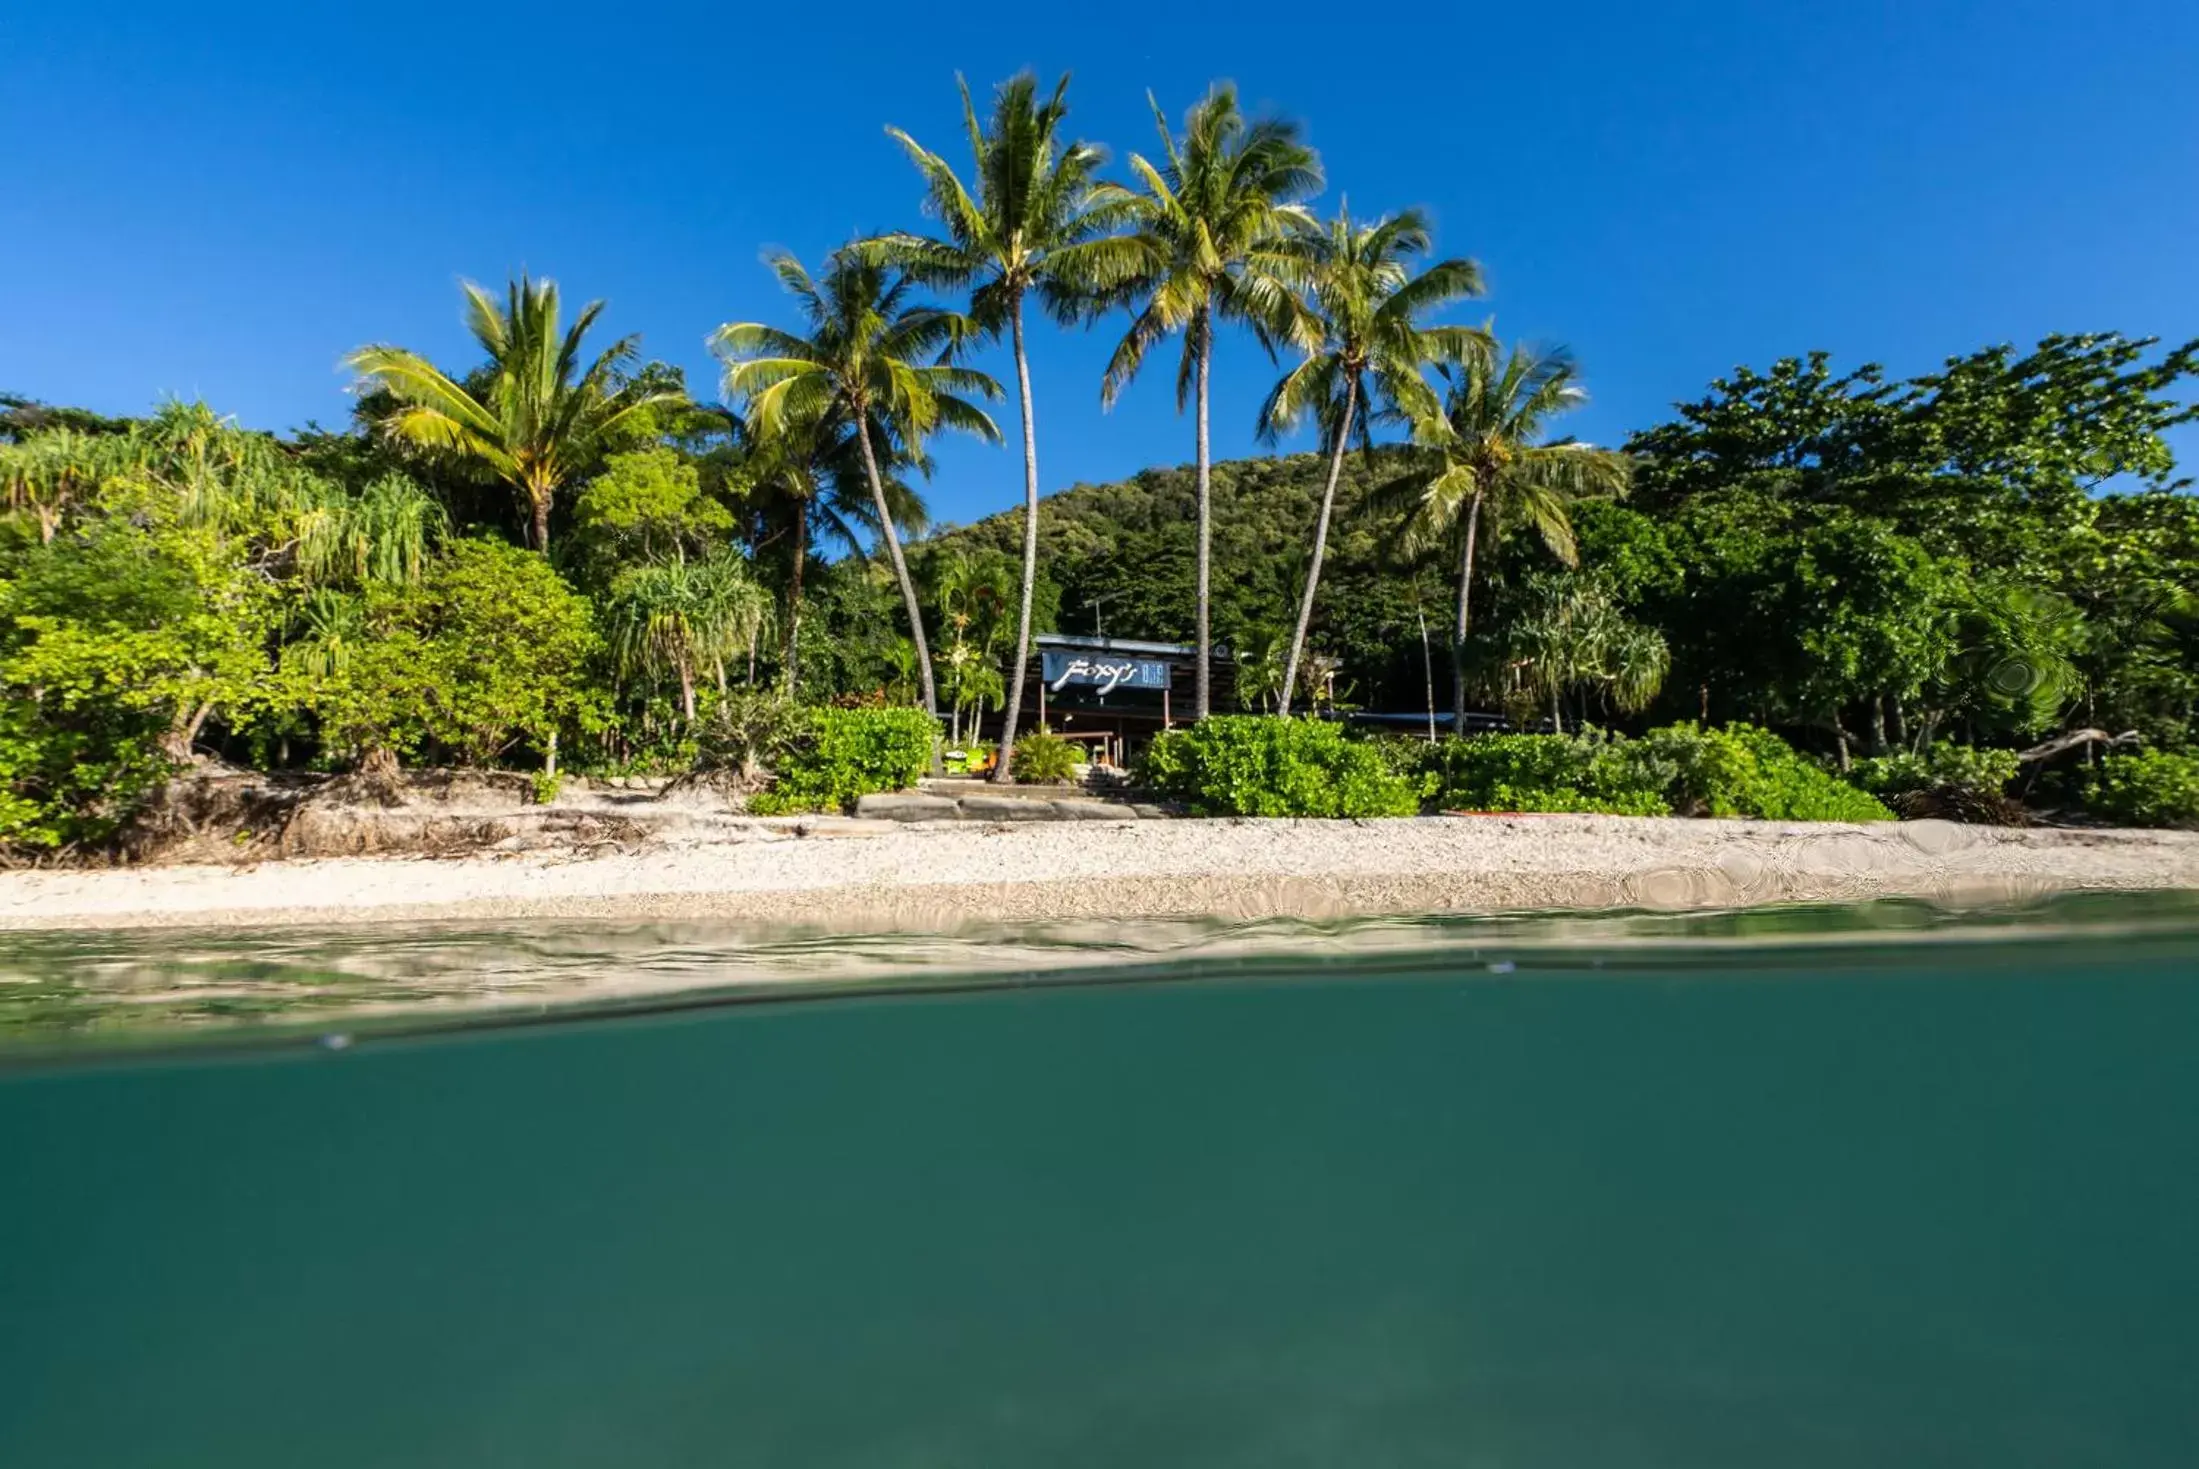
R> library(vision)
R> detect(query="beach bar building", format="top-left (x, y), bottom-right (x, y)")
top-left (994, 633), bottom-right (1233, 768)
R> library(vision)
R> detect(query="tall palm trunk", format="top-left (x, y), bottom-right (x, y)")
top-left (782, 508), bottom-right (809, 697)
top-left (526, 472), bottom-right (554, 553)
top-left (1280, 374), bottom-right (1359, 713)
top-left (1451, 487), bottom-right (1484, 729)
top-left (679, 662), bottom-right (697, 724)
top-left (993, 299), bottom-right (1042, 782)
top-left (1193, 308), bottom-right (1214, 720)
top-left (852, 411), bottom-right (938, 715)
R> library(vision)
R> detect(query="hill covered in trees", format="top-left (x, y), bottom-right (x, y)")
top-left (920, 333), bottom-right (2199, 766)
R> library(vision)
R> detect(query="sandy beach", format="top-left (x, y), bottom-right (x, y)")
top-left (3, 814), bottom-right (2196, 932)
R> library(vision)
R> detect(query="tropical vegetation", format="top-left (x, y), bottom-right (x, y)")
top-left (2, 73), bottom-right (2195, 855)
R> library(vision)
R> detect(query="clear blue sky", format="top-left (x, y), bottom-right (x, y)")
top-left (6, 1), bottom-right (2196, 528)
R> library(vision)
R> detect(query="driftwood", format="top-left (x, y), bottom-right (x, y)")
top-left (2016, 728), bottom-right (2140, 764)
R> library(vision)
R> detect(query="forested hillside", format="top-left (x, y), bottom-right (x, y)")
top-left (925, 334), bottom-right (2199, 761)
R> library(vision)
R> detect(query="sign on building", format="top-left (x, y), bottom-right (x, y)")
top-left (1042, 652), bottom-right (1172, 695)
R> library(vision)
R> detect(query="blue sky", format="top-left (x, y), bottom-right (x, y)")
top-left (5, 1), bottom-right (2196, 529)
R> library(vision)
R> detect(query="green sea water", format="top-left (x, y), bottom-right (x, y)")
top-left (3, 897), bottom-right (2197, 1467)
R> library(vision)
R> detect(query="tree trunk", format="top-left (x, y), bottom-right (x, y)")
top-left (852, 411), bottom-right (938, 716)
top-left (1831, 715), bottom-right (1852, 772)
top-left (1281, 374), bottom-right (1359, 714)
top-left (1889, 693), bottom-right (1908, 748)
top-left (529, 484), bottom-right (552, 553)
top-left (782, 509), bottom-right (809, 697)
top-left (1549, 684), bottom-right (1562, 736)
top-left (993, 300), bottom-right (1042, 782)
top-left (1193, 309), bottom-right (1214, 721)
top-left (678, 663), bottom-right (696, 724)
top-left (1451, 488), bottom-right (1484, 730)
top-left (1418, 602), bottom-right (1437, 744)
top-left (1869, 696), bottom-right (1888, 755)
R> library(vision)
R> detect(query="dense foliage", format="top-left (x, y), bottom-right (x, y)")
top-left (1141, 716), bottom-right (1419, 818)
top-left (2083, 750), bottom-right (2199, 830)
top-left (1399, 723), bottom-right (1892, 821)
top-left (4, 72), bottom-right (2195, 854)
top-left (746, 708), bottom-right (938, 814)
top-left (1008, 727), bottom-right (1082, 783)
top-left (1414, 733), bottom-right (1670, 816)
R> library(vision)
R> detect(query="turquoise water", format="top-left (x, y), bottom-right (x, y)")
top-left (3, 898), bottom-right (2197, 1466)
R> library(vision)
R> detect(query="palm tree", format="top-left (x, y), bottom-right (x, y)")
top-left (875, 72), bottom-right (1144, 778)
top-left (295, 474), bottom-right (448, 589)
top-left (1260, 206), bottom-right (1487, 710)
top-left (346, 276), bottom-right (682, 552)
top-left (1102, 85), bottom-right (1322, 718)
top-left (932, 550), bottom-right (1015, 744)
top-left (1500, 573), bottom-right (1669, 733)
top-left (1385, 346), bottom-right (1633, 728)
top-left (710, 405), bottom-right (924, 697)
top-left (605, 552), bottom-right (773, 723)
top-left (711, 251), bottom-right (1002, 715)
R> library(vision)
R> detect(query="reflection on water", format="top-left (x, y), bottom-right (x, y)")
top-left (5, 888), bottom-right (2199, 1053)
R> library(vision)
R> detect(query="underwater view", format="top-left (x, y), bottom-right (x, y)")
top-left (4, 894), bottom-right (2197, 1467)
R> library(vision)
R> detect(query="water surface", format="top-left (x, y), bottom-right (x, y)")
top-left (3, 896), bottom-right (2195, 1466)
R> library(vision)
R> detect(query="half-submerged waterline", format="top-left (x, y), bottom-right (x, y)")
top-left (3, 892), bottom-right (2197, 1466)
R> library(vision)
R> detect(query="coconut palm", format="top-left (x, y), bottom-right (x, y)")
top-left (1101, 85), bottom-right (1322, 718)
top-left (875, 72), bottom-right (1144, 778)
top-left (346, 276), bottom-right (682, 552)
top-left (605, 551), bottom-right (773, 723)
top-left (1384, 346), bottom-right (1633, 727)
top-left (711, 251), bottom-right (1002, 715)
top-left (708, 405), bottom-right (926, 697)
top-left (1259, 206), bottom-right (1488, 710)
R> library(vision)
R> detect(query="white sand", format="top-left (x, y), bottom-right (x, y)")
top-left (3, 815), bottom-right (2196, 932)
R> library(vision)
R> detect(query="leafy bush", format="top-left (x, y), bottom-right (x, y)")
top-left (1009, 727), bottom-right (1081, 784)
top-left (1139, 716), bottom-right (1418, 818)
top-left (284, 539), bottom-right (604, 768)
top-left (1632, 722), bottom-right (1893, 822)
top-left (673, 688), bottom-right (803, 791)
top-left (748, 707), bottom-right (938, 814)
top-left (1850, 741), bottom-right (2026, 823)
top-left (2084, 749), bottom-right (2199, 829)
top-left (1423, 733), bottom-right (1669, 816)
top-left (1851, 742), bottom-right (2022, 801)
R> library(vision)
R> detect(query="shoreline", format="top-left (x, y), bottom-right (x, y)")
top-left (4, 814), bottom-right (2197, 934)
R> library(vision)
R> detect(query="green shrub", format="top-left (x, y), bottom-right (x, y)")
top-left (749, 707), bottom-right (938, 814)
top-left (528, 769), bottom-right (563, 806)
top-left (1140, 716), bottom-right (1418, 818)
top-left (2084, 749), bottom-right (2199, 829)
top-left (1423, 733), bottom-right (1670, 816)
top-left (680, 688), bottom-right (802, 789)
top-left (1009, 727), bottom-right (1081, 784)
top-left (1851, 742), bottom-right (2022, 801)
top-left (1633, 722), bottom-right (1892, 822)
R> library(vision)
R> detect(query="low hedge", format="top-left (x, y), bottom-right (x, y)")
top-left (748, 707), bottom-right (938, 814)
top-left (1419, 722), bottom-right (1891, 822)
top-left (1632, 722), bottom-right (1892, 822)
top-left (2084, 749), bottom-right (2199, 829)
top-left (1420, 733), bottom-right (1670, 816)
top-left (1140, 716), bottom-right (1418, 818)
